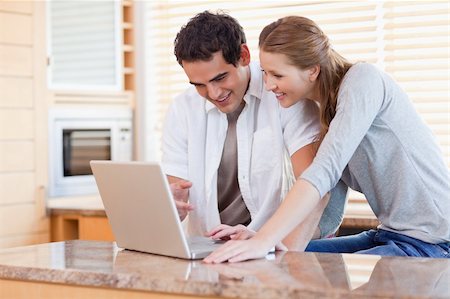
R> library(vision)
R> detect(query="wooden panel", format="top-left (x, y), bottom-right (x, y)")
top-left (0, 12), bottom-right (32, 45)
top-left (0, 1), bottom-right (32, 14)
top-left (50, 214), bottom-right (80, 242)
top-left (0, 232), bottom-right (49, 249)
top-left (79, 216), bottom-right (115, 241)
top-left (0, 141), bottom-right (34, 172)
top-left (0, 203), bottom-right (48, 236)
top-left (0, 45), bottom-right (32, 76)
top-left (0, 109), bottom-right (34, 139)
top-left (0, 279), bottom-right (221, 299)
top-left (0, 172), bottom-right (34, 205)
top-left (0, 77), bottom-right (33, 108)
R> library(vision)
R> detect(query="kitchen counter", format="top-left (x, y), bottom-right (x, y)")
top-left (47, 196), bottom-right (115, 242)
top-left (0, 240), bottom-right (448, 299)
top-left (47, 196), bottom-right (106, 217)
top-left (47, 196), bottom-right (379, 242)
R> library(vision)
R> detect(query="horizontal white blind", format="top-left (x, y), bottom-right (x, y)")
top-left (144, 1), bottom-right (449, 220)
top-left (48, 1), bottom-right (121, 90)
top-left (384, 1), bottom-right (449, 166)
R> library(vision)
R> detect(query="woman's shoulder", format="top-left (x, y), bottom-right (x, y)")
top-left (341, 63), bottom-right (383, 90)
top-left (347, 62), bottom-right (381, 79)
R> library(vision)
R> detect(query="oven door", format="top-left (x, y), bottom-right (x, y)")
top-left (62, 129), bottom-right (111, 177)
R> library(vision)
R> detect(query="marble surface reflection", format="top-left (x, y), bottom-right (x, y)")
top-left (0, 240), bottom-right (448, 299)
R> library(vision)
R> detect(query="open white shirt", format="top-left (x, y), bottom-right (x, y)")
top-left (162, 61), bottom-right (320, 236)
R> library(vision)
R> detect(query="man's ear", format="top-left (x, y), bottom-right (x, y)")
top-left (239, 44), bottom-right (251, 66)
top-left (309, 65), bottom-right (320, 82)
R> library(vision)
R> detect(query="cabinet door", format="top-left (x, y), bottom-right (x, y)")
top-left (79, 216), bottom-right (115, 241)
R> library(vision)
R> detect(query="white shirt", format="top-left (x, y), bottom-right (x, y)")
top-left (162, 61), bottom-right (320, 236)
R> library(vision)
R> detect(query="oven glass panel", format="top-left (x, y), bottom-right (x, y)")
top-left (63, 129), bottom-right (111, 176)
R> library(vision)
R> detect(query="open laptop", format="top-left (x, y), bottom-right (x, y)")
top-left (90, 160), bottom-right (224, 259)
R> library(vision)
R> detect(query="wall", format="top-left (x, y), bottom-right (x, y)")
top-left (0, 1), bottom-right (49, 248)
top-left (0, 1), bottom-right (135, 248)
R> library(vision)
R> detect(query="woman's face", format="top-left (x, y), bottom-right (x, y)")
top-left (260, 50), bottom-right (319, 108)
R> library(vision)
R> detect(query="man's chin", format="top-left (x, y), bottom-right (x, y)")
top-left (215, 103), bottom-right (233, 114)
top-left (219, 101), bottom-right (245, 114)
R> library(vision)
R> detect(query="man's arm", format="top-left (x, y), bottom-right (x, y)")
top-left (162, 95), bottom-right (194, 221)
top-left (167, 175), bottom-right (193, 221)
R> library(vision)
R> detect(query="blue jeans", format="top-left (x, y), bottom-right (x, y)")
top-left (305, 229), bottom-right (450, 258)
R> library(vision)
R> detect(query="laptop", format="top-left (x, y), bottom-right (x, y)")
top-left (90, 160), bottom-right (224, 259)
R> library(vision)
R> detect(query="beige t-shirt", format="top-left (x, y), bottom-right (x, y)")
top-left (217, 102), bottom-right (251, 226)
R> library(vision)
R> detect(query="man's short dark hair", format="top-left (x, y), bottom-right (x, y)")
top-left (174, 11), bottom-right (246, 66)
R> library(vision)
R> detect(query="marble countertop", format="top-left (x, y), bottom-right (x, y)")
top-left (0, 240), bottom-right (448, 299)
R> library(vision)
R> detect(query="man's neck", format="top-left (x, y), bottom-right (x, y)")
top-left (227, 100), bottom-right (246, 121)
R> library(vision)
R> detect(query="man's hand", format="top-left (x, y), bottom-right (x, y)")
top-left (206, 224), bottom-right (287, 251)
top-left (206, 224), bottom-right (255, 241)
top-left (169, 179), bottom-right (193, 221)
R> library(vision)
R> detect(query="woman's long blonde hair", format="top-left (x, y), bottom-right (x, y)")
top-left (259, 16), bottom-right (352, 141)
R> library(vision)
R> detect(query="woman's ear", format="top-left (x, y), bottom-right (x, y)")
top-left (309, 65), bottom-right (320, 82)
top-left (240, 44), bottom-right (251, 66)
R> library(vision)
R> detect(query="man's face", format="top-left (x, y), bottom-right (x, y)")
top-left (182, 48), bottom-right (250, 114)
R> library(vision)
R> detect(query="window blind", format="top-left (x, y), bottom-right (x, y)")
top-left (143, 1), bottom-right (449, 220)
top-left (48, 1), bottom-right (122, 90)
top-left (384, 1), bottom-right (449, 165)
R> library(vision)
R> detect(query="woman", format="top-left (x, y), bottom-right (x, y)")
top-left (204, 16), bottom-right (449, 262)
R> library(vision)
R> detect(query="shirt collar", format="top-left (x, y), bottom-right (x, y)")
top-left (204, 61), bottom-right (263, 113)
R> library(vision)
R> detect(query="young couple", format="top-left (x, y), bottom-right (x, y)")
top-left (162, 11), bottom-right (449, 261)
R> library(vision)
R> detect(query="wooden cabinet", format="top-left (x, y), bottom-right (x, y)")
top-left (51, 213), bottom-right (115, 242)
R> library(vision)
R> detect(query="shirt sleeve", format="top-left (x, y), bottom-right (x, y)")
top-left (301, 64), bottom-right (385, 198)
top-left (282, 99), bottom-right (321, 156)
top-left (161, 97), bottom-right (189, 180)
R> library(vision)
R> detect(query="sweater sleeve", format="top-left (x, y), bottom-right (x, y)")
top-left (301, 64), bottom-right (385, 198)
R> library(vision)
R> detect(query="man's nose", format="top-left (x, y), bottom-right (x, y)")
top-left (207, 84), bottom-right (222, 100)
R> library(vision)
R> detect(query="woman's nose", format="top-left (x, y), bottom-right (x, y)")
top-left (264, 76), bottom-right (276, 91)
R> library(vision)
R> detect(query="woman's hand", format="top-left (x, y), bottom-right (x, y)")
top-left (203, 237), bottom-right (274, 263)
top-left (206, 224), bottom-right (255, 241)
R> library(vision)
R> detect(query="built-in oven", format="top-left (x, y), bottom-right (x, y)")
top-left (48, 108), bottom-right (132, 197)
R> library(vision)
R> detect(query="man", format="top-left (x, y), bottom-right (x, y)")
top-left (162, 11), bottom-right (346, 249)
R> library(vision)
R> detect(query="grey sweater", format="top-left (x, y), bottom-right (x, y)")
top-left (302, 63), bottom-right (449, 244)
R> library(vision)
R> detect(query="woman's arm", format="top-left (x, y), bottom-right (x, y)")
top-left (204, 178), bottom-right (321, 263)
top-left (282, 142), bottom-right (327, 250)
